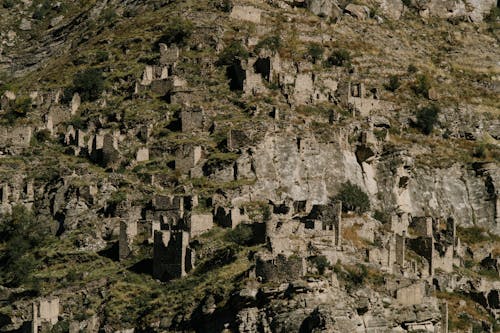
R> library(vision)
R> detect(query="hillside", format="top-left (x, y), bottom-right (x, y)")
top-left (0, 0), bottom-right (499, 332)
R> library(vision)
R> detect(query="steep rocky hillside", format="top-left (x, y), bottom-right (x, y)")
top-left (0, 0), bottom-right (499, 332)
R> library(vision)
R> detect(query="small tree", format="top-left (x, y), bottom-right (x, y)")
top-left (254, 36), bottom-right (281, 53)
top-left (407, 64), bottom-right (418, 74)
top-left (0, 205), bottom-right (49, 287)
top-left (158, 18), bottom-right (193, 46)
top-left (384, 75), bottom-right (401, 92)
top-left (73, 68), bottom-right (104, 102)
top-left (325, 49), bottom-right (351, 67)
top-left (226, 223), bottom-right (253, 245)
top-left (214, 0), bottom-right (233, 12)
top-left (216, 41), bottom-right (249, 66)
top-left (311, 255), bottom-right (330, 275)
top-left (416, 104), bottom-right (440, 135)
top-left (307, 43), bottom-right (324, 63)
top-left (335, 181), bottom-right (370, 214)
top-left (412, 74), bottom-right (431, 98)
top-left (2, 0), bottom-right (14, 8)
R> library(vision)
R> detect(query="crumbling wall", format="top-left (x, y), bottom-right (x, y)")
top-left (230, 5), bottom-right (262, 23)
top-left (153, 230), bottom-right (193, 281)
top-left (255, 253), bottom-right (306, 283)
top-left (186, 212), bottom-right (213, 238)
top-left (396, 282), bottom-right (425, 306)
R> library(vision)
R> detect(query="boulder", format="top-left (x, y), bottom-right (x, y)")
top-left (19, 18), bottom-right (31, 31)
top-left (306, 0), bottom-right (342, 19)
top-left (345, 4), bottom-right (370, 20)
top-left (378, 0), bottom-right (404, 20)
top-left (50, 15), bottom-right (64, 27)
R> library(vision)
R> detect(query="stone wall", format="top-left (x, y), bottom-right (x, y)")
top-left (175, 145), bottom-right (202, 173)
top-left (32, 297), bottom-right (59, 332)
top-left (230, 5), bottom-right (262, 24)
top-left (186, 212), bottom-right (213, 238)
top-left (181, 107), bottom-right (204, 133)
top-left (0, 126), bottom-right (32, 148)
top-left (255, 253), bottom-right (306, 283)
top-left (396, 282), bottom-right (425, 306)
top-left (119, 220), bottom-right (138, 260)
top-left (153, 230), bottom-right (193, 281)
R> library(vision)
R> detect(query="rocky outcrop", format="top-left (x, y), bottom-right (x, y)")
top-left (306, 0), bottom-right (342, 19)
top-left (376, 0), bottom-right (497, 21)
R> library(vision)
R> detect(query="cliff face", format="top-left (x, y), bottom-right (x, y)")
top-left (0, 0), bottom-right (499, 332)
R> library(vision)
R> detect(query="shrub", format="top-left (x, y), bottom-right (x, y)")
top-left (73, 68), bottom-right (104, 102)
top-left (0, 205), bottom-right (49, 287)
top-left (307, 43), bottom-right (324, 63)
top-left (216, 41), bottom-right (249, 66)
top-left (457, 226), bottom-right (490, 244)
top-left (2, 0), bottom-right (14, 8)
top-left (108, 190), bottom-right (127, 206)
top-left (485, 6), bottom-right (500, 22)
top-left (310, 255), bottom-right (330, 275)
top-left (254, 36), bottom-right (281, 53)
top-left (373, 210), bottom-right (390, 224)
top-left (384, 75), bottom-right (401, 92)
top-left (407, 64), bottom-right (418, 74)
top-left (412, 74), bottom-right (431, 97)
top-left (95, 50), bottom-right (109, 63)
top-left (473, 143), bottom-right (487, 158)
top-left (225, 223), bottom-right (253, 245)
top-left (262, 205), bottom-right (271, 222)
top-left (335, 263), bottom-right (368, 291)
top-left (415, 104), bottom-right (440, 135)
top-left (32, 0), bottom-right (51, 20)
top-left (214, 0), bottom-right (232, 12)
top-left (335, 181), bottom-right (370, 214)
top-left (158, 18), bottom-right (193, 46)
top-left (325, 49), bottom-right (351, 67)
top-left (34, 129), bottom-right (51, 143)
top-left (68, 116), bottom-right (87, 129)
top-left (11, 96), bottom-right (32, 117)
top-left (101, 8), bottom-right (117, 26)
top-left (402, 0), bottom-right (412, 7)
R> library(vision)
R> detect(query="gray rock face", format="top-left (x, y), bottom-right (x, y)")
top-left (345, 4), bottom-right (371, 20)
top-left (247, 132), bottom-right (364, 204)
top-left (19, 18), bottom-right (31, 31)
top-left (376, 0), bottom-right (496, 21)
top-left (421, 0), bottom-right (496, 21)
top-left (306, 0), bottom-right (342, 19)
top-left (407, 165), bottom-right (497, 232)
top-left (234, 130), bottom-right (499, 234)
top-left (378, 0), bottom-right (404, 20)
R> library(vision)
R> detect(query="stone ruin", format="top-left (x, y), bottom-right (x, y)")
top-left (261, 201), bottom-right (343, 270)
top-left (0, 126), bottom-right (32, 151)
top-left (153, 229), bottom-right (194, 281)
top-left (89, 131), bottom-right (121, 168)
top-left (185, 211), bottom-right (213, 238)
top-left (395, 282), bottom-right (425, 306)
top-left (135, 43), bottom-right (189, 103)
top-left (214, 205), bottom-right (251, 229)
top-left (368, 213), bottom-right (461, 278)
top-left (254, 252), bottom-right (306, 283)
top-left (229, 5), bottom-right (263, 24)
top-left (31, 297), bottom-right (59, 333)
top-left (175, 144), bottom-right (203, 176)
top-left (227, 129), bottom-right (250, 152)
top-left (118, 194), bottom-right (213, 280)
top-left (0, 179), bottom-right (35, 214)
top-left (338, 81), bottom-right (394, 117)
top-left (180, 106), bottom-right (205, 133)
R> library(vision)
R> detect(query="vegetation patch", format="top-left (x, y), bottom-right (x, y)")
top-left (415, 104), bottom-right (440, 135)
top-left (335, 181), bottom-right (370, 214)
